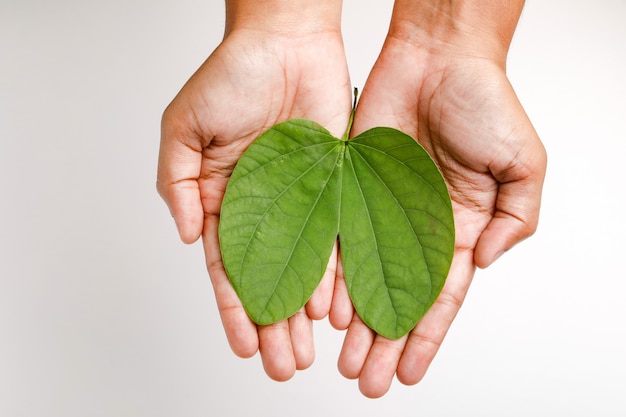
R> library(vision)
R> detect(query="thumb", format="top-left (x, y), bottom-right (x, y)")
top-left (156, 107), bottom-right (205, 244)
top-left (474, 131), bottom-right (547, 268)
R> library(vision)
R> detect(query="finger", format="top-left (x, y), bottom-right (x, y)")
top-left (157, 106), bottom-right (205, 244)
top-left (305, 241), bottom-right (338, 320)
top-left (358, 334), bottom-right (408, 399)
top-left (288, 308), bottom-right (315, 370)
top-left (396, 249), bottom-right (475, 385)
top-left (475, 128), bottom-right (547, 268)
top-left (328, 247), bottom-right (354, 330)
top-left (337, 315), bottom-right (374, 379)
top-left (258, 320), bottom-right (297, 382)
top-left (203, 214), bottom-right (259, 358)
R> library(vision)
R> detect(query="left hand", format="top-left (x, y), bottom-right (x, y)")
top-left (329, 33), bottom-right (547, 397)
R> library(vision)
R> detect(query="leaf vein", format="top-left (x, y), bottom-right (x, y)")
top-left (348, 147), bottom-right (434, 300)
top-left (239, 144), bottom-right (341, 314)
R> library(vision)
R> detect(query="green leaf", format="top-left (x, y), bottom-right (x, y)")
top-left (218, 120), bottom-right (343, 324)
top-left (219, 119), bottom-right (454, 339)
top-left (340, 128), bottom-right (454, 339)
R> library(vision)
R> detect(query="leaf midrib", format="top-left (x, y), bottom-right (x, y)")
top-left (241, 143), bottom-right (343, 316)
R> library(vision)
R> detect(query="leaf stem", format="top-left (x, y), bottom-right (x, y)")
top-left (342, 87), bottom-right (358, 141)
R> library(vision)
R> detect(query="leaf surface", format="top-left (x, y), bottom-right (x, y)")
top-left (340, 128), bottom-right (455, 339)
top-left (219, 120), bottom-right (454, 338)
top-left (219, 120), bottom-right (342, 324)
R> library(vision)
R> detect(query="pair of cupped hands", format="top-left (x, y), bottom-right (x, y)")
top-left (157, 13), bottom-right (546, 398)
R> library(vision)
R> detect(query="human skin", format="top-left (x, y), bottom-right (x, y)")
top-left (157, 0), bottom-right (547, 396)
top-left (329, 0), bottom-right (547, 398)
top-left (156, 0), bottom-right (351, 381)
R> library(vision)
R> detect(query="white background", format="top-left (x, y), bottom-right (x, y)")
top-left (2, 1), bottom-right (625, 415)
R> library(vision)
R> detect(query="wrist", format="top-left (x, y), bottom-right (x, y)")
top-left (225, 0), bottom-right (343, 37)
top-left (387, 0), bottom-right (524, 65)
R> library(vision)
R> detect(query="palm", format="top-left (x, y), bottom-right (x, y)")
top-left (170, 31), bottom-right (351, 218)
top-left (158, 29), bottom-right (352, 380)
top-left (338, 38), bottom-right (546, 397)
